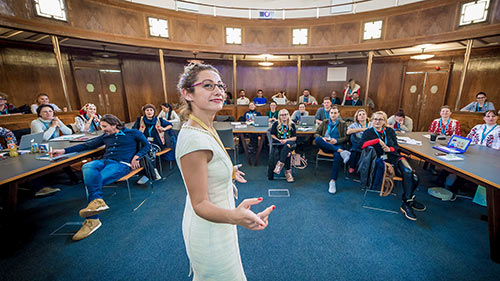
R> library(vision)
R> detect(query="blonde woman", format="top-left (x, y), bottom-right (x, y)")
top-left (346, 108), bottom-right (371, 173)
top-left (175, 63), bottom-right (274, 281)
top-left (270, 109), bottom-right (297, 182)
top-left (74, 103), bottom-right (101, 133)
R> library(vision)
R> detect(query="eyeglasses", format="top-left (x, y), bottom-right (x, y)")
top-left (191, 80), bottom-right (227, 92)
top-left (373, 118), bottom-right (385, 122)
top-left (477, 96), bottom-right (486, 99)
top-left (279, 114), bottom-right (289, 116)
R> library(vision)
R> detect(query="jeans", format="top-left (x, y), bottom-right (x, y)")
top-left (315, 136), bottom-right (342, 181)
top-left (274, 141), bottom-right (295, 170)
top-left (372, 158), bottom-right (418, 202)
top-left (82, 159), bottom-right (130, 218)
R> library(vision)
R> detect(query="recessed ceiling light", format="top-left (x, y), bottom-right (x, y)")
top-left (410, 54), bottom-right (435, 60)
top-left (258, 61), bottom-right (274, 66)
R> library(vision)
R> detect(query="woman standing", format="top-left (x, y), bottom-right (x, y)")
top-left (429, 105), bottom-right (461, 136)
top-left (31, 104), bottom-right (72, 141)
top-left (74, 103), bottom-right (101, 133)
top-left (314, 106), bottom-right (351, 194)
top-left (270, 109), bottom-right (297, 183)
top-left (175, 63), bottom-right (274, 281)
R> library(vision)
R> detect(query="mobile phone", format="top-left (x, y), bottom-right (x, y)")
top-left (435, 152), bottom-right (446, 156)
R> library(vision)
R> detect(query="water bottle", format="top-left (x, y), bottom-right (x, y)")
top-left (7, 137), bottom-right (18, 157)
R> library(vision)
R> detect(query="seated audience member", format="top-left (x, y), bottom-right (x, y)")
top-left (0, 126), bottom-right (16, 149)
top-left (387, 109), bottom-right (413, 133)
top-left (429, 105), bottom-right (461, 136)
top-left (361, 111), bottom-right (425, 221)
top-left (315, 97), bottom-right (332, 125)
top-left (74, 103), bottom-right (101, 133)
top-left (467, 110), bottom-right (499, 149)
top-left (31, 93), bottom-right (62, 114)
top-left (158, 103), bottom-right (180, 122)
top-left (461, 92), bottom-right (495, 112)
top-left (224, 91), bottom-right (233, 105)
top-left (236, 89), bottom-right (250, 105)
top-left (314, 105), bottom-right (351, 194)
top-left (50, 114), bottom-right (150, 241)
top-left (133, 104), bottom-right (175, 161)
top-left (346, 109), bottom-right (371, 174)
top-left (266, 101), bottom-right (279, 123)
top-left (342, 79), bottom-right (360, 105)
top-left (242, 102), bottom-right (261, 122)
top-left (272, 91), bottom-right (288, 104)
top-left (330, 90), bottom-right (341, 105)
top-left (344, 92), bottom-right (363, 106)
top-left (254, 89), bottom-right (267, 105)
top-left (0, 92), bottom-right (18, 114)
top-left (31, 104), bottom-right (72, 141)
top-left (291, 103), bottom-right (309, 124)
top-left (298, 89), bottom-right (318, 105)
top-left (270, 109), bottom-right (297, 183)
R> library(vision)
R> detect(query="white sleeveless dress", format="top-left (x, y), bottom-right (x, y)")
top-left (175, 125), bottom-right (247, 281)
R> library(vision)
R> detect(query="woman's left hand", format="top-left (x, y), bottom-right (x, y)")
top-left (233, 164), bottom-right (247, 183)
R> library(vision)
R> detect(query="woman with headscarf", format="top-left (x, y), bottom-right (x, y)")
top-left (74, 103), bottom-right (101, 133)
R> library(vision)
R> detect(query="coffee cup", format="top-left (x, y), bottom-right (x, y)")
top-left (430, 133), bottom-right (437, 143)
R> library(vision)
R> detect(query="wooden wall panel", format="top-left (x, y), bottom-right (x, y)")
top-left (386, 11), bottom-right (420, 40)
top-left (310, 25), bottom-right (335, 47)
top-left (244, 26), bottom-right (288, 48)
top-left (300, 62), bottom-right (366, 103)
top-left (198, 22), bottom-right (223, 46)
top-left (121, 57), bottom-right (164, 121)
top-left (368, 60), bottom-right (404, 116)
top-left (418, 3), bottom-right (456, 35)
top-left (236, 64), bottom-right (298, 100)
top-left (171, 18), bottom-right (198, 43)
top-left (333, 22), bottom-right (361, 46)
top-left (0, 45), bottom-right (79, 110)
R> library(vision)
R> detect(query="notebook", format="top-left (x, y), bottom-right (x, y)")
top-left (254, 116), bottom-right (269, 127)
top-left (433, 135), bottom-right (471, 154)
top-left (273, 97), bottom-right (286, 105)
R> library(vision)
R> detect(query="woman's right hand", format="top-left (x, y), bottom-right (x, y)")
top-left (233, 198), bottom-right (275, 230)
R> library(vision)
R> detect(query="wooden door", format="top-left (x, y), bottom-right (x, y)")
top-left (98, 70), bottom-right (129, 122)
top-left (73, 67), bottom-right (106, 112)
top-left (417, 71), bottom-right (449, 131)
top-left (400, 72), bottom-right (425, 128)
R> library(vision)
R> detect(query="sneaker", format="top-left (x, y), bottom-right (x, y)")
top-left (273, 161), bottom-right (284, 175)
top-left (340, 150), bottom-right (351, 164)
top-left (328, 180), bottom-right (336, 194)
top-left (285, 170), bottom-right (294, 183)
top-left (400, 203), bottom-right (417, 221)
top-left (78, 198), bottom-right (109, 218)
top-left (410, 200), bottom-right (427, 211)
top-left (137, 175), bottom-right (149, 185)
top-left (35, 187), bottom-right (61, 197)
top-left (72, 219), bottom-right (101, 241)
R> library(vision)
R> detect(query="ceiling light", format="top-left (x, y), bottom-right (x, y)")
top-left (411, 47), bottom-right (434, 60)
top-left (258, 61), bottom-right (274, 66)
top-left (415, 44), bottom-right (433, 49)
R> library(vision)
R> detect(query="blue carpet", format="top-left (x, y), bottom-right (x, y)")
top-left (1, 151), bottom-right (499, 281)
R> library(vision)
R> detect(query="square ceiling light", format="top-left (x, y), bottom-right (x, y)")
top-left (292, 28), bottom-right (308, 45)
top-left (34, 0), bottom-right (67, 21)
top-left (226, 27), bottom-right (242, 44)
top-left (148, 17), bottom-right (169, 38)
top-left (363, 20), bottom-right (383, 40)
top-left (459, 0), bottom-right (490, 26)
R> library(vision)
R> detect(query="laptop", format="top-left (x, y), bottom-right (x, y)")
top-left (254, 116), bottom-right (269, 127)
top-left (18, 132), bottom-right (44, 150)
top-left (300, 116), bottom-right (315, 127)
top-left (433, 135), bottom-right (472, 154)
top-left (273, 97), bottom-right (286, 105)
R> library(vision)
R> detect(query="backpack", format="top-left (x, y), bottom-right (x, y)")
top-left (380, 162), bottom-right (395, 196)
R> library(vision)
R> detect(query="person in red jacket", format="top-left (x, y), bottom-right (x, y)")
top-left (361, 111), bottom-right (426, 221)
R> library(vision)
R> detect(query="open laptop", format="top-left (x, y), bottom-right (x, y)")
top-left (300, 116), bottom-right (315, 127)
top-left (433, 135), bottom-right (472, 154)
top-left (273, 97), bottom-right (286, 105)
top-left (254, 116), bottom-right (269, 127)
top-left (18, 132), bottom-right (44, 150)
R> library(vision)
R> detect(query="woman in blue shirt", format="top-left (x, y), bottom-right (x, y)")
top-left (461, 92), bottom-right (495, 112)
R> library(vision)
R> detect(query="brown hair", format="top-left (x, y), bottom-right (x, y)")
top-left (484, 110), bottom-right (498, 117)
top-left (100, 114), bottom-right (124, 130)
top-left (177, 63), bottom-right (221, 121)
top-left (353, 108), bottom-right (367, 124)
top-left (142, 104), bottom-right (156, 115)
top-left (35, 93), bottom-right (49, 104)
top-left (0, 92), bottom-right (8, 100)
top-left (440, 105), bottom-right (451, 111)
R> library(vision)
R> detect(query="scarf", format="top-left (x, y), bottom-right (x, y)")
top-left (139, 116), bottom-right (165, 145)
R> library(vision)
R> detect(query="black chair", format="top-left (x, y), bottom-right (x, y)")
top-left (217, 127), bottom-right (237, 163)
top-left (266, 129), bottom-right (294, 180)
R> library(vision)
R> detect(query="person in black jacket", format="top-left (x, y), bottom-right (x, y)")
top-left (270, 109), bottom-right (297, 183)
top-left (360, 111), bottom-right (426, 221)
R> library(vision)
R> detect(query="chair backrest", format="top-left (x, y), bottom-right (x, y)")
top-left (215, 115), bottom-right (234, 122)
top-left (217, 128), bottom-right (235, 150)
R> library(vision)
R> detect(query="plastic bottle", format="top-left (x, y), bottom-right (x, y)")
top-left (7, 137), bottom-right (18, 157)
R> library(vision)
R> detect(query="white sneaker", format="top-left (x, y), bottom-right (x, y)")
top-left (35, 187), bottom-right (61, 197)
top-left (137, 176), bottom-right (149, 185)
top-left (328, 180), bottom-right (337, 194)
top-left (340, 150), bottom-right (351, 164)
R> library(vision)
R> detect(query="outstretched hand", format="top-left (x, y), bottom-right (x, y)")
top-left (234, 198), bottom-right (275, 231)
top-left (233, 164), bottom-right (246, 183)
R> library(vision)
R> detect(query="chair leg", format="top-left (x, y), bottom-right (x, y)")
top-left (126, 179), bottom-right (132, 201)
top-left (158, 157), bottom-right (163, 176)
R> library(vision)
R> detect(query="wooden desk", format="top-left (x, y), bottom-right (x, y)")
top-left (0, 111), bottom-right (79, 131)
top-left (0, 136), bottom-right (105, 212)
top-left (398, 132), bottom-right (500, 263)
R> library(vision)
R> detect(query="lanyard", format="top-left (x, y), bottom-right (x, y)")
top-left (268, 111), bottom-right (275, 118)
top-left (42, 120), bottom-right (57, 139)
top-left (0, 107), bottom-right (7, 114)
top-left (440, 118), bottom-right (451, 135)
top-left (481, 124), bottom-right (497, 144)
top-left (324, 108), bottom-right (328, 120)
top-left (189, 114), bottom-right (235, 180)
top-left (328, 120), bottom-right (338, 136)
top-left (373, 127), bottom-right (387, 144)
top-left (353, 100), bottom-right (358, 106)
top-left (281, 124), bottom-right (289, 139)
top-left (116, 130), bottom-right (125, 136)
top-left (147, 125), bottom-right (154, 137)
top-left (395, 122), bottom-right (400, 131)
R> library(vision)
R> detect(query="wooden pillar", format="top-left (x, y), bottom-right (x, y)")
top-left (159, 49), bottom-right (168, 103)
top-left (364, 51), bottom-right (374, 106)
top-left (233, 55), bottom-right (237, 102)
top-left (455, 39), bottom-right (473, 111)
top-left (297, 55), bottom-right (301, 102)
top-left (51, 35), bottom-right (72, 110)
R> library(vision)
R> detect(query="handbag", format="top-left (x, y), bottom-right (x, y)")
top-left (291, 153), bottom-right (307, 169)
